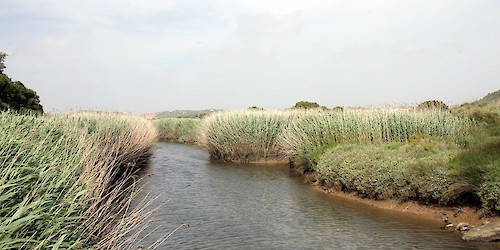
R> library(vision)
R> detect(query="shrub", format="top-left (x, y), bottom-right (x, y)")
top-left (292, 101), bottom-right (322, 110)
top-left (314, 142), bottom-right (459, 203)
top-left (416, 100), bottom-right (449, 111)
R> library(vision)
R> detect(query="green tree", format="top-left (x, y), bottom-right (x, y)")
top-left (292, 101), bottom-right (325, 110)
top-left (0, 52), bottom-right (6, 74)
top-left (0, 52), bottom-right (43, 113)
top-left (416, 100), bottom-right (449, 111)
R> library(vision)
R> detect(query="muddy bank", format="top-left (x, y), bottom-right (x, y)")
top-left (291, 166), bottom-right (500, 242)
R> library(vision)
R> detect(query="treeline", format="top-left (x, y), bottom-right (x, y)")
top-left (0, 52), bottom-right (43, 113)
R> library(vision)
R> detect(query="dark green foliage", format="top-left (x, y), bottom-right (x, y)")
top-left (292, 101), bottom-right (322, 110)
top-left (416, 100), bottom-right (449, 111)
top-left (0, 53), bottom-right (43, 114)
top-left (0, 75), bottom-right (43, 114)
top-left (0, 52), bottom-right (6, 74)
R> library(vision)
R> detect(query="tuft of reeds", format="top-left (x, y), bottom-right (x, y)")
top-left (0, 111), bottom-right (158, 249)
top-left (154, 117), bottom-right (201, 143)
top-left (199, 110), bottom-right (291, 162)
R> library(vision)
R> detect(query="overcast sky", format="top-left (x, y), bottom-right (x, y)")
top-left (1, 0), bottom-right (499, 113)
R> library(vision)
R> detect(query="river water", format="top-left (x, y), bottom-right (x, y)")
top-left (136, 143), bottom-right (496, 249)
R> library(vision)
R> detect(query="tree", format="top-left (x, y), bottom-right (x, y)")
top-left (292, 101), bottom-right (326, 110)
top-left (416, 100), bottom-right (449, 111)
top-left (0, 52), bottom-right (6, 74)
top-left (0, 52), bottom-right (44, 114)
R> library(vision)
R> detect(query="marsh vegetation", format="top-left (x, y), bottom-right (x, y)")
top-left (0, 112), bottom-right (157, 249)
top-left (154, 92), bottom-right (499, 212)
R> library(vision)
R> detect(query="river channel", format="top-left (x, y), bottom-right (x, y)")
top-left (136, 143), bottom-right (495, 249)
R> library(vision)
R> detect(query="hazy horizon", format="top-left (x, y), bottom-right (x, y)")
top-left (1, 0), bottom-right (499, 114)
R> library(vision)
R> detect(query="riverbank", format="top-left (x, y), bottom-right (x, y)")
top-left (294, 167), bottom-right (500, 231)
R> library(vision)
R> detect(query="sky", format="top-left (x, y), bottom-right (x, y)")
top-left (0, 0), bottom-right (499, 114)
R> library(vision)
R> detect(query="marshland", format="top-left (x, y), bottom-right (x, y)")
top-left (2, 1), bottom-right (500, 248)
top-left (1, 92), bottom-right (499, 248)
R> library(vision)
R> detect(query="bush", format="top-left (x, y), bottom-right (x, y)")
top-left (416, 100), bottom-right (449, 111)
top-left (292, 101), bottom-right (322, 110)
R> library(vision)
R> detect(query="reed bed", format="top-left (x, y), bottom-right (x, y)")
top-left (0, 111), bottom-right (158, 249)
top-left (280, 109), bottom-right (471, 161)
top-left (154, 117), bottom-right (201, 143)
top-left (199, 111), bottom-right (292, 162)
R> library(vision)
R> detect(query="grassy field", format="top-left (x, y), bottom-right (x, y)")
top-left (0, 111), bottom-right (157, 249)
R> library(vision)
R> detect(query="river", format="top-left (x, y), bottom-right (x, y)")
top-left (135, 143), bottom-right (495, 249)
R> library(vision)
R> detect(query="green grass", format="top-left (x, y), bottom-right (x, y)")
top-left (154, 117), bottom-right (202, 143)
top-left (314, 141), bottom-right (461, 204)
top-left (0, 111), bottom-right (158, 249)
top-left (447, 92), bottom-right (500, 210)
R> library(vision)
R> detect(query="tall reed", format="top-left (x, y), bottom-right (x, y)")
top-left (280, 109), bottom-right (471, 160)
top-left (199, 111), bottom-right (291, 162)
top-left (0, 111), bottom-right (158, 249)
top-left (154, 117), bottom-right (201, 143)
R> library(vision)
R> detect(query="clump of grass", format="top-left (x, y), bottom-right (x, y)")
top-left (280, 109), bottom-right (471, 164)
top-left (154, 117), bottom-right (201, 143)
top-left (0, 111), bottom-right (158, 249)
top-left (314, 141), bottom-right (461, 204)
top-left (199, 111), bottom-right (291, 162)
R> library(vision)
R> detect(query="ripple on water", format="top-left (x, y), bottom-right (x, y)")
top-left (135, 143), bottom-right (498, 250)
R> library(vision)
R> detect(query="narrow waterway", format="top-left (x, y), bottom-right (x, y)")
top-left (136, 143), bottom-right (494, 249)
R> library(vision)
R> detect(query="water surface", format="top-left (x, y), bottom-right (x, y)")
top-left (136, 143), bottom-right (495, 249)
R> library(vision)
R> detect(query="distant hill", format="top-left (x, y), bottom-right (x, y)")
top-left (476, 90), bottom-right (500, 105)
top-left (155, 109), bottom-right (221, 119)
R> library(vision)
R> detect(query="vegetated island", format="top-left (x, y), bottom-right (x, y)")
top-left (152, 93), bottom-right (500, 242)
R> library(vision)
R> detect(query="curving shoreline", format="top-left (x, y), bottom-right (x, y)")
top-left (291, 166), bottom-right (500, 242)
